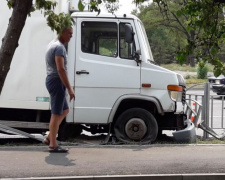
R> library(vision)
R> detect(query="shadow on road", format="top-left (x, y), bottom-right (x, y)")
top-left (45, 152), bottom-right (76, 166)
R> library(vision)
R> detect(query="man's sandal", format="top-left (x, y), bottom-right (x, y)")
top-left (43, 137), bottom-right (50, 145)
top-left (48, 146), bottom-right (68, 153)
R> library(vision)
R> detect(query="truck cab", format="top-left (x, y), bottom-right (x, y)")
top-left (66, 12), bottom-right (194, 143)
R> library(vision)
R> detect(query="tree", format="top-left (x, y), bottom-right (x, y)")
top-left (143, 0), bottom-right (225, 76)
top-left (103, 0), bottom-right (119, 13)
top-left (0, 0), bottom-right (33, 95)
top-left (134, 3), bottom-right (187, 65)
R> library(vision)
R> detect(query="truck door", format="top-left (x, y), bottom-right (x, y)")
top-left (73, 18), bottom-right (140, 124)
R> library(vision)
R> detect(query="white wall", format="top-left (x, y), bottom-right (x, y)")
top-left (0, 0), bottom-right (56, 109)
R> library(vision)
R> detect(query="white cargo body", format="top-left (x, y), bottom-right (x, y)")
top-left (0, 0), bottom-right (196, 143)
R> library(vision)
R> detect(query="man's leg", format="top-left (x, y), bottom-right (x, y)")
top-left (49, 109), bottom-right (69, 147)
top-left (58, 109), bottom-right (69, 126)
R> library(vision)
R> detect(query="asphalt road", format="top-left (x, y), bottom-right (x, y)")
top-left (1, 144), bottom-right (225, 179)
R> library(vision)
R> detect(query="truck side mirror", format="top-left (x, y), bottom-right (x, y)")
top-left (125, 24), bottom-right (134, 44)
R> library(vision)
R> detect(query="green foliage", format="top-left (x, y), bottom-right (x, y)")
top-left (45, 11), bottom-right (75, 35)
top-left (6, 0), bottom-right (14, 9)
top-left (35, 0), bottom-right (57, 10)
top-left (7, 0), bottom-right (225, 75)
top-left (6, 0), bottom-right (75, 35)
top-left (78, 0), bottom-right (101, 14)
top-left (161, 63), bottom-right (209, 86)
top-left (99, 38), bottom-right (117, 56)
top-left (78, 0), bottom-right (85, 11)
top-left (197, 61), bottom-right (209, 79)
top-left (35, 0), bottom-right (75, 35)
top-left (135, 2), bottom-right (187, 65)
top-left (185, 74), bottom-right (191, 79)
top-left (161, 63), bottom-right (214, 72)
top-left (149, 0), bottom-right (225, 76)
top-left (161, 63), bottom-right (197, 72)
top-left (99, 47), bottom-right (113, 56)
top-left (78, 0), bottom-right (119, 14)
top-left (103, 0), bottom-right (119, 13)
top-left (35, 0), bottom-right (74, 35)
top-left (6, 0), bottom-right (112, 36)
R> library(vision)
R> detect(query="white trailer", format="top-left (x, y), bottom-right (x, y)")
top-left (0, 0), bottom-right (196, 143)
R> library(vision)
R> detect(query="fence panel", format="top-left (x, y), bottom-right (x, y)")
top-left (186, 83), bottom-right (225, 138)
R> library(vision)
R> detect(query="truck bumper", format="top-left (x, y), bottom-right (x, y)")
top-left (172, 119), bottom-right (196, 143)
top-left (211, 84), bottom-right (225, 94)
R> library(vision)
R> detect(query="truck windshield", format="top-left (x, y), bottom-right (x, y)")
top-left (138, 20), bottom-right (154, 63)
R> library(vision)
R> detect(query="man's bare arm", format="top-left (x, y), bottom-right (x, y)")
top-left (55, 55), bottom-right (75, 101)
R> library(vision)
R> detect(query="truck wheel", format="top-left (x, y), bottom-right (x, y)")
top-left (114, 108), bottom-right (158, 143)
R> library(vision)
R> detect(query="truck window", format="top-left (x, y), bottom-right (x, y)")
top-left (81, 21), bottom-right (117, 57)
top-left (99, 38), bottom-right (117, 57)
top-left (119, 23), bottom-right (136, 59)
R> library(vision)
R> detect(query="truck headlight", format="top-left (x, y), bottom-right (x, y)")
top-left (167, 85), bottom-right (183, 102)
top-left (215, 79), bottom-right (221, 84)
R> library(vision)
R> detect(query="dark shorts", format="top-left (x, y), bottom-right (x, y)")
top-left (46, 76), bottom-right (69, 115)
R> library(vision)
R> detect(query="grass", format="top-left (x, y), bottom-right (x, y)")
top-left (161, 63), bottom-right (214, 72)
top-left (161, 63), bottom-right (211, 87)
top-left (161, 63), bottom-right (198, 72)
top-left (196, 139), bottom-right (225, 144)
top-left (156, 134), bottom-right (225, 144)
top-left (185, 77), bottom-right (207, 88)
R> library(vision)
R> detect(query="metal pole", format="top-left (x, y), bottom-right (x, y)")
top-left (211, 96), bottom-right (213, 128)
top-left (201, 96), bottom-right (205, 121)
top-left (222, 96), bottom-right (224, 128)
top-left (203, 82), bottom-right (210, 139)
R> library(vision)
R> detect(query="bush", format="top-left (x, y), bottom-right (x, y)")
top-left (197, 62), bottom-right (209, 79)
top-left (185, 74), bottom-right (191, 79)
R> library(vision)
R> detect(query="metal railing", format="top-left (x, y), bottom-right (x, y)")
top-left (186, 83), bottom-right (225, 139)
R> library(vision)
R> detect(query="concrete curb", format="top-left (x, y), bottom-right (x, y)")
top-left (3, 174), bottom-right (225, 180)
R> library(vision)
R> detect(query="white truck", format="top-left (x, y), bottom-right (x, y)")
top-left (0, 0), bottom-right (196, 143)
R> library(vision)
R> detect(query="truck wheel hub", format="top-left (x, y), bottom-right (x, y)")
top-left (125, 118), bottom-right (147, 140)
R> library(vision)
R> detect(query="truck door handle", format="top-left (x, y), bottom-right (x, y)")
top-left (76, 70), bottom-right (89, 75)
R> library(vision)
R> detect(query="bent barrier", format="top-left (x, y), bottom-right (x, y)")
top-left (186, 83), bottom-right (225, 140)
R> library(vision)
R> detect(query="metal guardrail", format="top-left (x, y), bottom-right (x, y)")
top-left (185, 98), bottom-right (202, 127)
top-left (186, 82), bottom-right (225, 139)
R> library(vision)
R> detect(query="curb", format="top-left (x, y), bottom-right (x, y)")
top-left (3, 174), bottom-right (225, 180)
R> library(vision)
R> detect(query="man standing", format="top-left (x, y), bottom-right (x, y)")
top-left (44, 27), bottom-right (75, 153)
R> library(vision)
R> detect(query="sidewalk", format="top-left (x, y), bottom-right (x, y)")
top-left (1, 144), bottom-right (225, 179)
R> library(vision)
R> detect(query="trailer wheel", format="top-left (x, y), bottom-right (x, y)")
top-left (114, 108), bottom-right (158, 143)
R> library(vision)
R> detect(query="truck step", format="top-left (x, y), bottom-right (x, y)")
top-left (0, 120), bottom-right (49, 129)
top-left (0, 123), bottom-right (44, 142)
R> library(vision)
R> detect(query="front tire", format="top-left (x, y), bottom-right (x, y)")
top-left (114, 108), bottom-right (158, 143)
